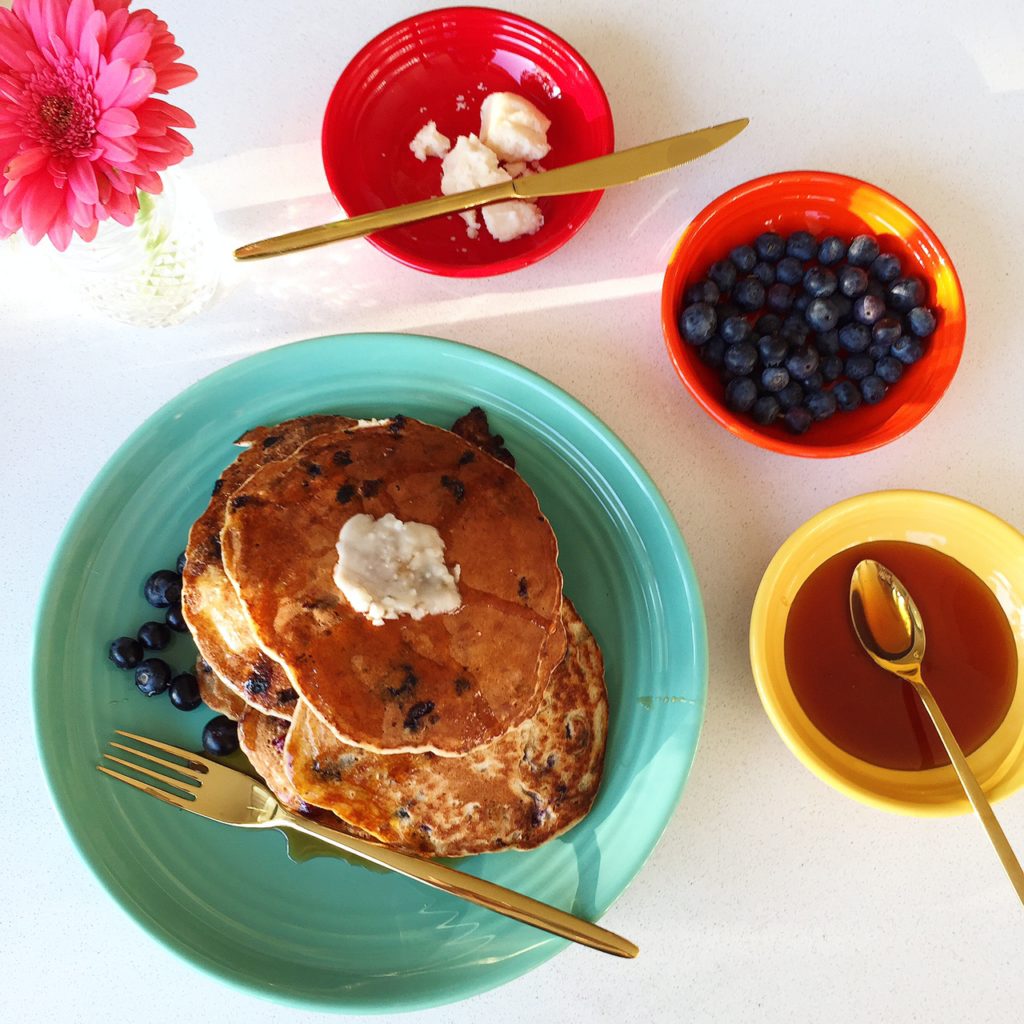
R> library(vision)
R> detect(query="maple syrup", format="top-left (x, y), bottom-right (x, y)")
top-left (784, 541), bottom-right (1017, 770)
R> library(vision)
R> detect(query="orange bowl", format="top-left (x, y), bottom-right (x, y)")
top-left (661, 171), bottom-right (966, 458)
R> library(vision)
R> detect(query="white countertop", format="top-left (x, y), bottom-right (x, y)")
top-left (4, 1), bottom-right (1024, 1021)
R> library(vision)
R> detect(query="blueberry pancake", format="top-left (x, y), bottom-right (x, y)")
top-left (221, 417), bottom-right (565, 755)
top-left (195, 657), bottom-right (247, 720)
top-left (181, 416), bottom-right (350, 719)
top-left (283, 600), bottom-right (607, 857)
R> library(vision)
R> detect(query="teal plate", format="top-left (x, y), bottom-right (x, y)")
top-left (33, 334), bottom-right (707, 1014)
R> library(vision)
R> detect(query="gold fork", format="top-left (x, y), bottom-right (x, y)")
top-left (98, 730), bottom-right (638, 958)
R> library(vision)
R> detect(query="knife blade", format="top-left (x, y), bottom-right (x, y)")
top-left (233, 117), bottom-right (749, 260)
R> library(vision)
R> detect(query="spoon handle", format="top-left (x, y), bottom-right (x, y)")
top-left (913, 678), bottom-right (1024, 904)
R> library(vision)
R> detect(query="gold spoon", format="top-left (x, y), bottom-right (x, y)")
top-left (849, 558), bottom-right (1024, 903)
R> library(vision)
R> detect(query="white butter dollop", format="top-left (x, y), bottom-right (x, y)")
top-left (479, 92), bottom-right (551, 163)
top-left (334, 513), bottom-right (461, 627)
top-left (482, 200), bottom-right (544, 242)
top-left (409, 120), bottom-right (450, 162)
top-left (440, 133), bottom-right (510, 195)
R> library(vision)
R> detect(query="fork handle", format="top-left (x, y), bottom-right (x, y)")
top-left (274, 812), bottom-right (638, 958)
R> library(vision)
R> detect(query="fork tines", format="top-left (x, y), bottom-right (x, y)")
top-left (97, 730), bottom-right (207, 810)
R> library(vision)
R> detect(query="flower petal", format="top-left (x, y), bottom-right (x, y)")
top-left (78, 8), bottom-right (106, 73)
top-left (93, 56), bottom-right (130, 106)
top-left (108, 24), bottom-right (151, 64)
top-left (22, 0), bottom-right (64, 55)
top-left (21, 175), bottom-right (65, 245)
top-left (0, 10), bottom-right (36, 72)
top-left (4, 145), bottom-right (50, 181)
top-left (47, 213), bottom-right (73, 251)
top-left (97, 106), bottom-right (138, 138)
top-left (65, 0), bottom-right (96, 51)
top-left (68, 157), bottom-right (98, 204)
top-left (112, 65), bottom-right (156, 108)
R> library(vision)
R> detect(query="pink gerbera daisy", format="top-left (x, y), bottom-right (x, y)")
top-left (0, 0), bottom-right (196, 250)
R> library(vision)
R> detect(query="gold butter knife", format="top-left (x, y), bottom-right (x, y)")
top-left (234, 117), bottom-right (749, 260)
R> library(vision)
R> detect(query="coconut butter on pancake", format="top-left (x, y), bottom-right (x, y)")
top-left (221, 416), bottom-right (565, 755)
top-left (182, 415), bottom-right (350, 719)
top-left (283, 601), bottom-right (607, 858)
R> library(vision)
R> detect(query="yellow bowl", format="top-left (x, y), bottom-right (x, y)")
top-left (750, 490), bottom-right (1024, 816)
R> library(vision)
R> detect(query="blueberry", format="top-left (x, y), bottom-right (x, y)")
top-left (176, 551), bottom-right (187, 574)
top-left (777, 381), bottom-right (805, 410)
top-left (786, 231), bottom-right (817, 261)
top-left (756, 313), bottom-right (782, 334)
top-left (838, 265), bottom-right (869, 298)
top-left (784, 406), bottom-right (813, 434)
top-left (875, 355), bottom-right (904, 384)
top-left (802, 371), bottom-right (825, 392)
top-left (134, 658), bottom-right (171, 697)
top-left (724, 342), bottom-right (758, 376)
top-left (752, 261), bottom-right (776, 287)
top-left (847, 234), bottom-right (880, 267)
top-left (685, 279), bottom-right (721, 305)
top-left (202, 715), bottom-right (239, 756)
top-left (144, 570), bottom-right (181, 609)
top-left (892, 336), bottom-right (925, 365)
top-left (860, 375), bottom-right (888, 404)
top-left (833, 380), bottom-right (862, 412)
top-left (786, 346), bottom-right (820, 381)
top-left (758, 334), bottom-right (789, 366)
top-left (865, 280), bottom-right (886, 302)
top-left (907, 306), bottom-right (937, 337)
top-left (730, 244), bottom-right (757, 272)
top-left (760, 366), bottom-right (790, 392)
top-left (831, 294), bottom-right (853, 322)
top-left (868, 341), bottom-right (892, 361)
top-left (767, 283), bottom-right (795, 312)
top-left (718, 302), bottom-right (741, 322)
top-left (733, 276), bottom-right (766, 312)
top-left (699, 336), bottom-right (726, 368)
top-left (839, 323), bottom-right (871, 353)
top-left (708, 259), bottom-right (738, 294)
top-left (680, 302), bottom-right (717, 345)
top-left (719, 316), bottom-right (751, 345)
top-left (169, 672), bottom-right (202, 712)
top-left (870, 252), bottom-right (901, 283)
top-left (752, 395), bottom-right (781, 426)
top-left (755, 231), bottom-right (785, 262)
top-left (888, 276), bottom-right (927, 312)
top-left (166, 602), bottom-right (188, 633)
top-left (776, 256), bottom-right (804, 286)
top-left (793, 292), bottom-right (811, 313)
top-left (805, 297), bottom-right (839, 333)
top-left (109, 636), bottom-right (143, 670)
top-left (820, 354), bottom-right (843, 382)
top-left (853, 294), bottom-right (886, 325)
top-left (871, 317), bottom-right (902, 348)
top-left (818, 236), bottom-right (847, 265)
top-left (725, 376), bottom-right (758, 413)
top-left (845, 354), bottom-right (874, 381)
top-left (802, 266), bottom-right (837, 298)
top-left (805, 390), bottom-right (838, 421)
top-left (815, 330), bottom-right (841, 356)
top-left (137, 621), bottom-right (171, 651)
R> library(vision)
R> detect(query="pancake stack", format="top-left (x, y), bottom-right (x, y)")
top-left (182, 410), bottom-right (608, 857)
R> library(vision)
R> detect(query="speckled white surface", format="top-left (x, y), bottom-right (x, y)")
top-left (4, 1), bottom-right (1024, 1021)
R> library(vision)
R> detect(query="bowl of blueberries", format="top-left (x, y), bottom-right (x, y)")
top-left (661, 171), bottom-right (965, 457)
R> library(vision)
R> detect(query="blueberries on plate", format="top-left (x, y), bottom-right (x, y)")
top-left (134, 658), bottom-right (172, 697)
top-left (109, 636), bottom-right (144, 670)
top-left (833, 380), bottom-right (862, 412)
top-left (805, 297), bottom-right (839, 333)
top-left (169, 672), bottom-right (202, 712)
top-left (847, 234), bottom-right (881, 267)
top-left (820, 354), bottom-right (843, 382)
top-left (907, 306), bottom-right (937, 337)
top-left (786, 231), bottom-right (817, 261)
top-left (892, 336), bottom-right (925, 364)
top-left (844, 354), bottom-right (875, 381)
top-left (752, 261), bottom-right (776, 287)
top-left (860, 375), bottom-right (888, 404)
top-left (872, 316), bottom-right (902, 346)
top-left (137, 620), bottom-right (171, 651)
top-left (176, 551), bottom-right (187, 575)
top-left (680, 302), bottom-right (717, 345)
top-left (166, 602), bottom-right (188, 633)
top-left (815, 330), bottom-right (841, 356)
top-left (755, 231), bottom-right (785, 262)
top-left (775, 256), bottom-right (804, 286)
top-left (870, 252), bottom-right (901, 283)
top-left (752, 395), bottom-right (781, 426)
top-left (818, 236), bottom-right (847, 265)
top-left (721, 316), bottom-right (752, 345)
top-left (685, 279), bottom-right (720, 305)
top-left (784, 406), bottom-right (813, 434)
top-left (777, 381), bottom-right (805, 410)
top-left (767, 283), bottom-right (795, 312)
top-left (730, 244), bottom-right (757, 272)
top-left (887, 276), bottom-right (926, 312)
top-left (144, 569), bottom-right (182, 609)
top-left (724, 342), bottom-right (758, 376)
top-left (875, 356), bottom-right (904, 384)
top-left (756, 313), bottom-right (782, 335)
top-left (838, 265), bottom-right (869, 298)
top-left (853, 294), bottom-right (886, 325)
top-left (202, 715), bottom-right (240, 756)
top-left (733, 276), bottom-right (766, 312)
top-left (699, 336), bottom-right (726, 368)
top-left (806, 390), bottom-right (838, 421)
top-left (786, 346), bottom-right (820, 381)
top-left (758, 334), bottom-right (789, 366)
top-left (761, 366), bottom-right (790, 393)
top-left (839, 322), bottom-right (871, 353)
top-left (802, 266), bottom-right (837, 298)
top-left (708, 259), bottom-right (738, 294)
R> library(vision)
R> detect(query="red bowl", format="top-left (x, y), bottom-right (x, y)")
top-left (661, 171), bottom-right (966, 457)
top-left (322, 6), bottom-right (614, 277)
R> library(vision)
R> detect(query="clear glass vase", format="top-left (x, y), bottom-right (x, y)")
top-left (60, 169), bottom-right (221, 328)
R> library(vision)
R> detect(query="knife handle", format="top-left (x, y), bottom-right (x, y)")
top-left (234, 182), bottom-right (515, 260)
